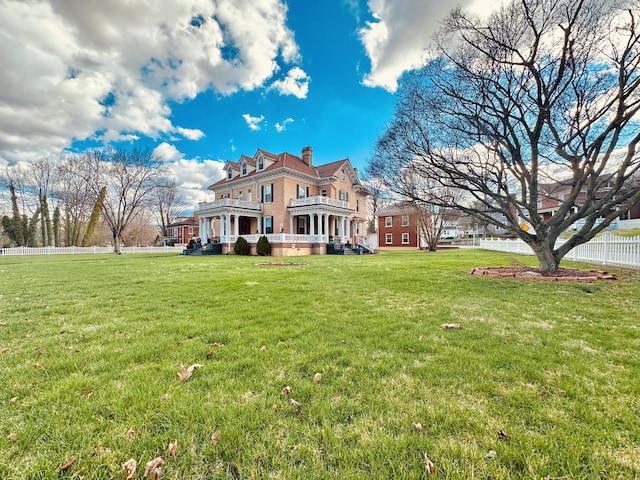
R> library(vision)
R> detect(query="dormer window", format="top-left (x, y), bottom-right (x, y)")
top-left (227, 168), bottom-right (233, 180)
top-left (241, 162), bottom-right (247, 175)
top-left (257, 157), bottom-right (264, 170)
top-left (341, 169), bottom-right (346, 181)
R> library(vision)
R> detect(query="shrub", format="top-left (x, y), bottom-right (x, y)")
top-left (234, 236), bottom-right (251, 256)
top-left (256, 235), bottom-right (272, 256)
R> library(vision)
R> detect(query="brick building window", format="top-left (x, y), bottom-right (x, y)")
top-left (402, 215), bottom-right (409, 226)
top-left (402, 233), bottom-right (409, 244)
top-left (385, 216), bottom-right (392, 227)
top-left (385, 233), bottom-right (392, 244)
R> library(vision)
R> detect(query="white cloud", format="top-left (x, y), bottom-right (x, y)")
top-left (0, 0), bottom-right (302, 164)
top-left (275, 118), bottom-right (294, 132)
top-left (243, 114), bottom-right (265, 131)
top-left (176, 127), bottom-right (205, 141)
top-left (167, 157), bottom-right (225, 207)
top-left (359, 0), bottom-right (499, 92)
top-left (153, 142), bottom-right (184, 161)
top-left (270, 66), bottom-right (310, 99)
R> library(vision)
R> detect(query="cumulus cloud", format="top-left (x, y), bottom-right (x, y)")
top-left (358, 0), bottom-right (499, 92)
top-left (0, 0), bottom-right (302, 164)
top-left (275, 118), bottom-right (294, 132)
top-left (243, 114), bottom-right (265, 131)
top-left (153, 142), bottom-right (184, 161)
top-left (166, 157), bottom-right (225, 207)
top-left (270, 67), bottom-right (310, 99)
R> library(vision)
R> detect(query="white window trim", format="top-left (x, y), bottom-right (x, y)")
top-left (402, 233), bottom-right (409, 244)
top-left (385, 233), bottom-right (392, 244)
top-left (385, 216), bottom-right (392, 227)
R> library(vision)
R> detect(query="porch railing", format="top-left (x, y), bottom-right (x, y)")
top-left (196, 199), bottom-right (262, 211)
top-left (289, 196), bottom-right (350, 209)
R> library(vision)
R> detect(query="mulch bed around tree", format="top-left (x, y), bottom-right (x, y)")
top-left (468, 266), bottom-right (617, 281)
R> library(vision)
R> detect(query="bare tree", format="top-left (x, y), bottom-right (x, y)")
top-left (55, 154), bottom-right (97, 246)
top-left (150, 178), bottom-right (185, 242)
top-left (86, 148), bottom-right (165, 253)
top-left (363, 177), bottom-right (393, 234)
top-left (26, 156), bottom-right (56, 246)
top-left (369, 0), bottom-right (640, 272)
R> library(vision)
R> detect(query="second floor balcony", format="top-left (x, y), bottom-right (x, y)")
top-left (289, 195), bottom-right (350, 209)
top-left (196, 198), bottom-right (262, 213)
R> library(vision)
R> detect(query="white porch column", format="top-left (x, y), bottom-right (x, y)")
top-left (289, 214), bottom-right (294, 235)
top-left (210, 217), bottom-right (216, 238)
top-left (234, 214), bottom-right (239, 236)
top-left (198, 217), bottom-right (205, 242)
top-left (347, 218), bottom-right (352, 241)
top-left (323, 214), bottom-right (329, 243)
top-left (225, 214), bottom-right (231, 239)
top-left (257, 216), bottom-right (262, 234)
top-left (310, 213), bottom-right (315, 237)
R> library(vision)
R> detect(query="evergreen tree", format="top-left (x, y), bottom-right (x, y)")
top-left (82, 187), bottom-right (106, 247)
top-left (53, 206), bottom-right (61, 247)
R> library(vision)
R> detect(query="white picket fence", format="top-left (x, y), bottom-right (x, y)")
top-left (0, 245), bottom-right (185, 256)
top-left (480, 232), bottom-right (640, 268)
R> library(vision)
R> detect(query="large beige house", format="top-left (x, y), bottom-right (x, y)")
top-left (194, 146), bottom-right (370, 254)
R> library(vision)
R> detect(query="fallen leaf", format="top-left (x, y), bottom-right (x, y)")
top-left (502, 338), bottom-right (509, 344)
top-left (167, 439), bottom-right (177, 456)
top-left (177, 364), bottom-right (204, 382)
top-left (498, 429), bottom-right (510, 441)
top-left (10, 396), bottom-right (18, 403)
top-left (313, 373), bottom-right (322, 383)
top-left (0, 322), bottom-right (6, 326)
top-left (122, 458), bottom-right (137, 479)
top-left (281, 385), bottom-right (291, 396)
top-left (7, 432), bottom-right (17, 441)
top-left (211, 342), bottom-right (224, 347)
top-left (126, 427), bottom-right (136, 438)
top-left (144, 456), bottom-right (164, 480)
top-left (33, 362), bottom-right (42, 369)
top-left (440, 323), bottom-right (461, 329)
top-left (0, 348), bottom-right (8, 353)
top-left (486, 449), bottom-right (497, 460)
top-left (423, 453), bottom-right (436, 474)
top-left (80, 360), bottom-right (87, 367)
top-left (169, 344), bottom-right (175, 350)
top-left (82, 391), bottom-right (93, 399)
top-left (408, 348), bottom-right (415, 352)
top-left (272, 404), bottom-right (279, 412)
top-left (35, 348), bottom-right (44, 354)
top-left (260, 345), bottom-right (266, 351)
top-left (211, 430), bottom-right (220, 446)
top-left (290, 398), bottom-right (301, 408)
top-left (412, 422), bottom-right (423, 432)
top-left (115, 330), bottom-right (123, 335)
top-left (59, 457), bottom-right (76, 472)
top-left (205, 349), bottom-right (215, 360)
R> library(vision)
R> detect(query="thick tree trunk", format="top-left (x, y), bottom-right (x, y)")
top-left (532, 242), bottom-right (560, 273)
top-left (113, 233), bottom-right (122, 254)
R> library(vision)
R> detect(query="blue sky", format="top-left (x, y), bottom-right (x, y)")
top-left (0, 0), bottom-right (490, 207)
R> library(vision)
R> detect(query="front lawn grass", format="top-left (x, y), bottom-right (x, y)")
top-left (1, 250), bottom-right (639, 479)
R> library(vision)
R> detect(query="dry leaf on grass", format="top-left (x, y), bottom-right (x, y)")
top-left (7, 432), bottom-right (17, 441)
top-left (423, 453), bottom-right (436, 474)
top-left (412, 422), bottom-right (423, 432)
top-left (144, 456), bottom-right (164, 479)
top-left (59, 457), bottom-right (76, 472)
top-left (33, 362), bottom-right (42, 369)
top-left (260, 345), bottom-right (267, 351)
top-left (498, 429), bottom-right (510, 441)
top-left (290, 398), bottom-right (301, 408)
top-left (440, 323), bottom-right (461, 329)
top-left (126, 427), bottom-right (136, 438)
top-left (10, 396), bottom-right (18, 403)
top-left (0, 348), bottom-right (8, 353)
top-left (82, 391), bottom-right (93, 399)
top-left (281, 385), bottom-right (291, 396)
top-left (211, 430), bottom-right (220, 446)
top-left (167, 439), bottom-right (177, 456)
top-left (177, 364), bottom-right (204, 382)
top-left (122, 458), bottom-right (137, 479)
top-left (313, 373), bottom-right (322, 383)
top-left (486, 450), bottom-right (497, 460)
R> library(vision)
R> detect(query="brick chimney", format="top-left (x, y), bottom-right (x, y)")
top-left (302, 146), bottom-right (313, 166)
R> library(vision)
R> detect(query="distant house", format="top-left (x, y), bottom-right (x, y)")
top-left (194, 146), bottom-right (371, 254)
top-left (375, 202), bottom-right (421, 249)
top-left (539, 179), bottom-right (640, 229)
top-left (164, 216), bottom-right (199, 245)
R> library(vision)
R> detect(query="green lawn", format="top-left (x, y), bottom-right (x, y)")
top-left (1, 250), bottom-right (639, 479)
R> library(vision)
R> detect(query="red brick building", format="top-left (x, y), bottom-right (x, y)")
top-left (164, 216), bottom-right (199, 245)
top-left (375, 202), bottom-right (420, 249)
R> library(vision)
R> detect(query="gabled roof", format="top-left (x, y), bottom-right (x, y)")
top-left (375, 201), bottom-right (418, 216)
top-left (167, 216), bottom-right (198, 227)
top-left (208, 148), bottom-right (359, 190)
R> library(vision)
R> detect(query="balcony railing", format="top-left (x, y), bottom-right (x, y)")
top-left (289, 195), bottom-right (350, 209)
top-left (196, 198), bottom-right (262, 211)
